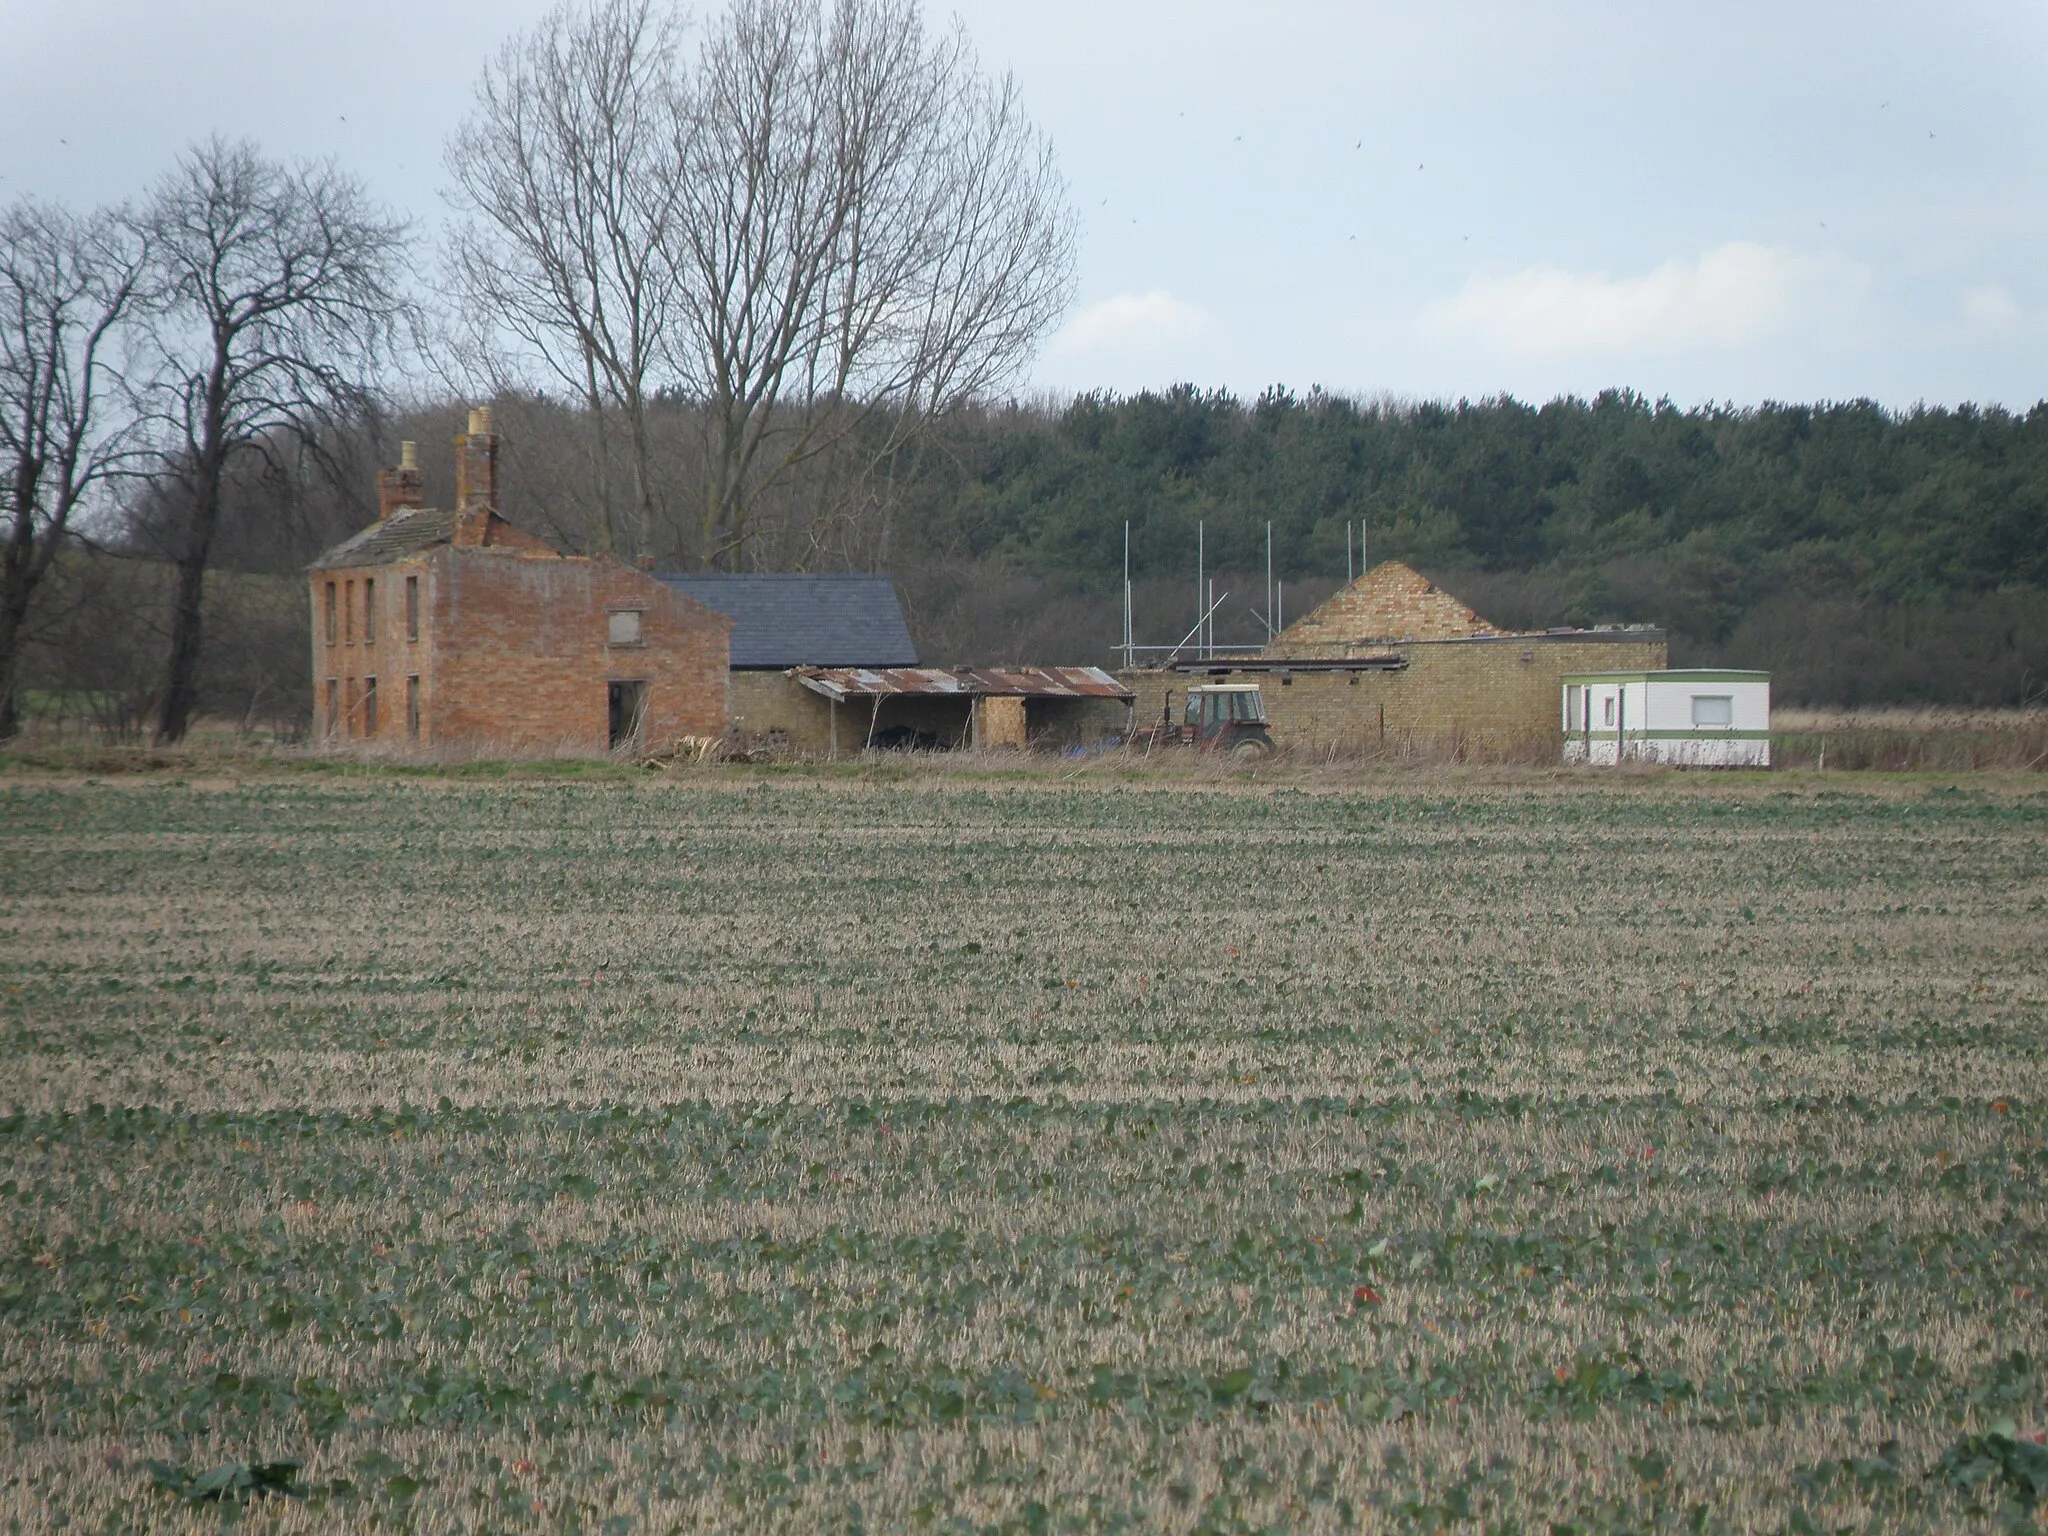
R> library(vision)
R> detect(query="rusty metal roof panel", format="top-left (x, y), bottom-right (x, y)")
top-left (794, 666), bottom-right (1131, 700)
top-left (969, 666), bottom-right (1133, 698)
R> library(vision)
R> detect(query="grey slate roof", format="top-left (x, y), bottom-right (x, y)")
top-left (654, 572), bottom-right (918, 668)
top-left (309, 507), bottom-right (466, 569)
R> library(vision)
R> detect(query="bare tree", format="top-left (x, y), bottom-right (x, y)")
top-left (672, 0), bottom-right (1075, 569)
top-left (444, 0), bottom-right (686, 557)
top-left (443, 0), bottom-right (1074, 572)
top-left (0, 199), bottom-right (148, 737)
top-left (138, 137), bottom-right (411, 744)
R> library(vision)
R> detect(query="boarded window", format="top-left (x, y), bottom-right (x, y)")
top-left (363, 578), bottom-right (376, 644)
top-left (405, 576), bottom-right (419, 642)
top-left (608, 609), bottom-right (644, 646)
top-left (363, 676), bottom-right (378, 736)
top-left (324, 582), bottom-right (337, 645)
top-left (1692, 694), bottom-right (1733, 727)
top-left (406, 675), bottom-right (420, 739)
top-left (325, 679), bottom-right (338, 737)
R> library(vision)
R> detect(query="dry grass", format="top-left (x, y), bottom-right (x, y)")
top-left (1770, 708), bottom-right (2048, 772)
top-left (2, 773), bottom-right (2046, 1531)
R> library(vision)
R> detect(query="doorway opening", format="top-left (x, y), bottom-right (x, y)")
top-left (607, 681), bottom-right (647, 751)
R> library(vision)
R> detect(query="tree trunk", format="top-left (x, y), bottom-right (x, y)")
top-left (625, 390), bottom-right (655, 559)
top-left (155, 446), bottom-right (224, 744)
top-left (0, 590), bottom-right (27, 740)
top-left (0, 453), bottom-right (48, 741)
top-left (582, 349), bottom-right (617, 557)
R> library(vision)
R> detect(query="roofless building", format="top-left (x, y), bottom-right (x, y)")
top-left (307, 411), bottom-right (731, 755)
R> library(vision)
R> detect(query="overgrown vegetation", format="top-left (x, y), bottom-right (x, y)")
top-left (3, 774), bottom-right (2044, 1529)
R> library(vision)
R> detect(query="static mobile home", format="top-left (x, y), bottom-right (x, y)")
top-left (1563, 670), bottom-right (1771, 767)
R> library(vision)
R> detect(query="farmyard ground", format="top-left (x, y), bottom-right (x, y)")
top-left (2, 768), bottom-right (2045, 1532)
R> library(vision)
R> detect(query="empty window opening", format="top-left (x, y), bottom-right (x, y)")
top-left (344, 580), bottom-right (355, 643)
top-left (1602, 696), bottom-right (1615, 727)
top-left (363, 578), bottom-right (376, 644)
top-left (405, 576), bottom-right (419, 642)
top-left (608, 681), bottom-right (647, 750)
top-left (406, 675), bottom-right (420, 739)
top-left (363, 677), bottom-right (378, 736)
top-left (1566, 685), bottom-right (1581, 731)
top-left (1692, 694), bottom-right (1734, 727)
top-left (324, 582), bottom-right (337, 645)
top-left (608, 609), bottom-right (644, 646)
top-left (325, 679), bottom-right (338, 738)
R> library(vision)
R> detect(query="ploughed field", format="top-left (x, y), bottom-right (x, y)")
top-left (2, 773), bottom-right (2046, 1532)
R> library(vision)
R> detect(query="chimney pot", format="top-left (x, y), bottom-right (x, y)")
top-left (455, 405), bottom-right (500, 515)
top-left (376, 442), bottom-right (427, 523)
top-left (636, 553), bottom-right (654, 571)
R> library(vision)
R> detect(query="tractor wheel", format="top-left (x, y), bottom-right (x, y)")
top-left (1230, 737), bottom-right (1274, 763)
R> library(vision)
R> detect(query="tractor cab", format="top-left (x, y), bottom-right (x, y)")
top-left (1183, 684), bottom-right (1276, 757)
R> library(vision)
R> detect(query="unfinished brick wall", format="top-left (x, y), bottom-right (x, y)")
top-left (1121, 635), bottom-right (1669, 759)
top-left (1268, 562), bottom-right (1499, 655)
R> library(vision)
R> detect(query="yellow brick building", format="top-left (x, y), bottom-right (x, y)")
top-left (1118, 562), bottom-right (1666, 759)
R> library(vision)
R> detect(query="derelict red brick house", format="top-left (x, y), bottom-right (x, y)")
top-left (308, 409), bottom-right (730, 754)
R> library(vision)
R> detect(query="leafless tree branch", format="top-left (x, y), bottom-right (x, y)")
top-left (0, 198), bottom-right (150, 737)
top-left (136, 136), bottom-right (412, 742)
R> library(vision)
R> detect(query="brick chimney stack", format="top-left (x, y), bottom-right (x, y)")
top-left (454, 406), bottom-right (499, 515)
top-left (375, 440), bottom-right (425, 522)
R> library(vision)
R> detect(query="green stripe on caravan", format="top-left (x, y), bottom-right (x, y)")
top-left (1576, 729), bottom-right (1773, 741)
top-left (1561, 670), bottom-right (1770, 685)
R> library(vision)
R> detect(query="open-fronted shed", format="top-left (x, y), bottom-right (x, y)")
top-left (777, 666), bottom-right (1131, 753)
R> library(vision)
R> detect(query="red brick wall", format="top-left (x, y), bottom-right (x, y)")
top-left (427, 550), bottom-right (727, 752)
top-left (311, 557), bottom-right (442, 746)
top-left (309, 550), bottom-right (728, 754)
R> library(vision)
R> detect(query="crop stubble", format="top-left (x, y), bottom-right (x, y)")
top-left (1, 774), bottom-right (2045, 1531)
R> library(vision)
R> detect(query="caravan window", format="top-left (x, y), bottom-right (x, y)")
top-left (1692, 695), bottom-right (1733, 727)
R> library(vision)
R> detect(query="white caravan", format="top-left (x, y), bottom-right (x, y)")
top-left (1562, 670), bottom-right (1771, 767)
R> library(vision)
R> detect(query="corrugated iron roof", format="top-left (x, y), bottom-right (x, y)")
top-left (794, 666), bottom-right (1132, 701)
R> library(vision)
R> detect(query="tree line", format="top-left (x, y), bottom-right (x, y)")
top-left (890, 385), bottom-right (2048, 706)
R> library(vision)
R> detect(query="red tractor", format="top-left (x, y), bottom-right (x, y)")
top-left (1137, 683), bottom-right (1277, 760)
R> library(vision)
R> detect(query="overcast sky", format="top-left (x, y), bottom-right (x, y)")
top-left (7, 0), bottom-right (2046, 409)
